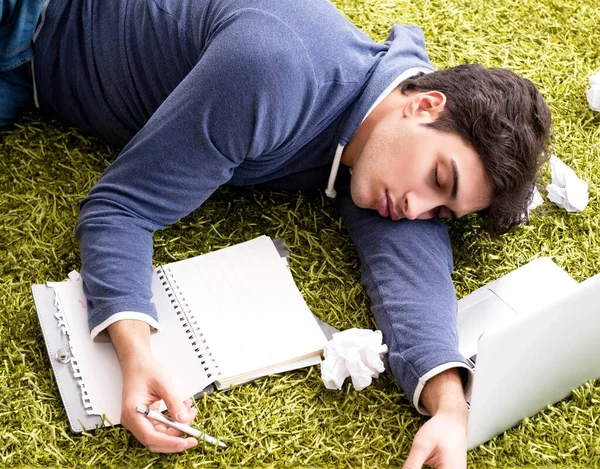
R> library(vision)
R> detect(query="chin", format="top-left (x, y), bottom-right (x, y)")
top-left (349, 182), bottom-right (374, 210)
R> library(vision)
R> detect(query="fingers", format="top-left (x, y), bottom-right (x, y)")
top-left (143, 406), bottom-right (199, 452)
top-left (155, 382), bottom-right (193, 424)
top-left (402, 439), bottom-right (433, 469)
top-left (123, 406), bottom-right (198, 453)
top-left (154, 407), bottom-right (199, 436)
top-left (401, 412), bottom-right (468, 469)
top-left (118, 353), bottom-right (201, 453)
top-left (145, 436), bottom-right (199, 454)
top-left (120, 389), bottom-right (198, 452)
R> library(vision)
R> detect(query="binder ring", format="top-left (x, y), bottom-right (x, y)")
top-left (157, 267), bottom-right (221, 379)
top-left (55, 348), bottom-right (71, 364)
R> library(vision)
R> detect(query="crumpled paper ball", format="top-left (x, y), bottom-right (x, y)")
top-left (546, 155), bottom-right (589, 212)
top-left (321, 328), bottom-right (388, 391)
top-left (587, 71), bottom-right (600, 112)
top-left (528, 186), bottom-right (544, 213)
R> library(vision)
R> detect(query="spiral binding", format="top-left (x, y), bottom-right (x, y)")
top-left (157, 267), bottom-right (221, 380)
top-left (52, 291), bottom-right (94, 415)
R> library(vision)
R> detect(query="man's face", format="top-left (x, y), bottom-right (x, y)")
top-left (345, 90), bottom-right (493, 220)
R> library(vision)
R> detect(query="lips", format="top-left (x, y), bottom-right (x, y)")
top-left (378, 191), bottom-right (402, 220)
top-left (387, 193), bottom-right (402, 221)
top-left (378, 192), bottom-right (390, 217)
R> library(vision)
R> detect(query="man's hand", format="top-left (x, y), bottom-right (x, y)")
top-left (403, 369), bottom-right (468, 469)
top-left (108, 320), bottom-right (199, 453)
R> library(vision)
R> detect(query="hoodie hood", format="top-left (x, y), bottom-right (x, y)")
top-left (338, 24), bottom-right (435, 146)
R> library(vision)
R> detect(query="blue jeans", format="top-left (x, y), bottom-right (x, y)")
top-left (0, 0), bottom-right (46, 127)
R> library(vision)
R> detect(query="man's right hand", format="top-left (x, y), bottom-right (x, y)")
top-left (108, 320), bottom-right (199, 453)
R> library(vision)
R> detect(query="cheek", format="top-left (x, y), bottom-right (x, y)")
top-left (388, 151), bottom-right (426, 192)
top-left (388, 136), bottom-right (429, 182)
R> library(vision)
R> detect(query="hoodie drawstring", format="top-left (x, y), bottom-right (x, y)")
top-left (325, 143), bottom-right (345, 198)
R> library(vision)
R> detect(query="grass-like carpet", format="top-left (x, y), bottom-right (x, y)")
top-left (1, 0), bottom-right (599, 467)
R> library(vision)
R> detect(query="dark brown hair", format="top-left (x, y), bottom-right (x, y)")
top-left (399, 65), bottom-right (551, 235)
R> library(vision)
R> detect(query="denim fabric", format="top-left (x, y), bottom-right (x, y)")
top-left (0, 61), bottom-right (33, 126)
top-left (1, 0), bottom-right (45, 70)
top-left (0, 0), bottom-right (44, 126)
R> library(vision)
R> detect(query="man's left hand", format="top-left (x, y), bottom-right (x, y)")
top-left (402, 406), bottom-right (468, 469)
top-left (402, 368), bottom-right (469, 469)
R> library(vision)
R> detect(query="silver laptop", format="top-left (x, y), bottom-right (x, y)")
top-left (456, 258), bottom-right (600, 449)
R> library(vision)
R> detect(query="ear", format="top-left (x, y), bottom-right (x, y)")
top-left (404, 91), bottom-right (447, 119)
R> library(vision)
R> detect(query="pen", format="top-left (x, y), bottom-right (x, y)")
top-left (136, 404), bottom-right (227, 448)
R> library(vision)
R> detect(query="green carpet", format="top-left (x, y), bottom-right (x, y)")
top-left (1, 0), bottom-right (599, 467)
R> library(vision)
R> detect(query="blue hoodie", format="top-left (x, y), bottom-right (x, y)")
top-left (33, 0), bottom-right (472, 413)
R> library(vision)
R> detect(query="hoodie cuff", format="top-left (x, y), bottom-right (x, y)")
top-left (412, 362), bottom-right (474, 415)
top-left (90, 311), bottom-right (161, 343)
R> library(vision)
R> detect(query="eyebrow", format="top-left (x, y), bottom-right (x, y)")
top-left (450, 159), bottom-right (459, 200)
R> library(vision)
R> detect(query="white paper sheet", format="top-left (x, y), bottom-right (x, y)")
top-left (165, 236), bottom-right (327, 387)
top-left (587, 71), bottom-right (600, 111)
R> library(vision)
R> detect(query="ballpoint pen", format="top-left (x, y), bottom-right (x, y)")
top-left (136, 404), bottom-right (227, 448)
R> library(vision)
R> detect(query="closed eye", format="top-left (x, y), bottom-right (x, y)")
top-left (433, 165), bottom-right (441, 188)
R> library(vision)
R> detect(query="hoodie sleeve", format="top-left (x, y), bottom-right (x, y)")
top-left (76, 9), bottom-right (318, 333)
top-left (335, 173), bottom-right (473, 413)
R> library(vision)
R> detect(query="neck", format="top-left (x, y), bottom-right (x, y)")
top-left (341, 88), bottom-right (405, 167)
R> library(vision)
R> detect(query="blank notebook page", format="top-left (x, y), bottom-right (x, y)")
top-left (163, 236), bottom-right (326, 383)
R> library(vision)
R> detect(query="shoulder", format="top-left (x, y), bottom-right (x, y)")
top-left (205, 0), bottom-right (377, 83)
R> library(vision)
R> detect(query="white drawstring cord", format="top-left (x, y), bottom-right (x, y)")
top-left (325, 143), bottom-right (345, 198)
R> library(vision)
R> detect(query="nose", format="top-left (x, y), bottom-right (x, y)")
top-left (403, 193), bottom-right (438, 220)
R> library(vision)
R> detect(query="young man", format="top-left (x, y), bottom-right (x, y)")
top-left (2, 0), bottom-right (551, 466)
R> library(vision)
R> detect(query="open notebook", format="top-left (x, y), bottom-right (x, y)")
top-left (32, 236), bottom-right (328, 431)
